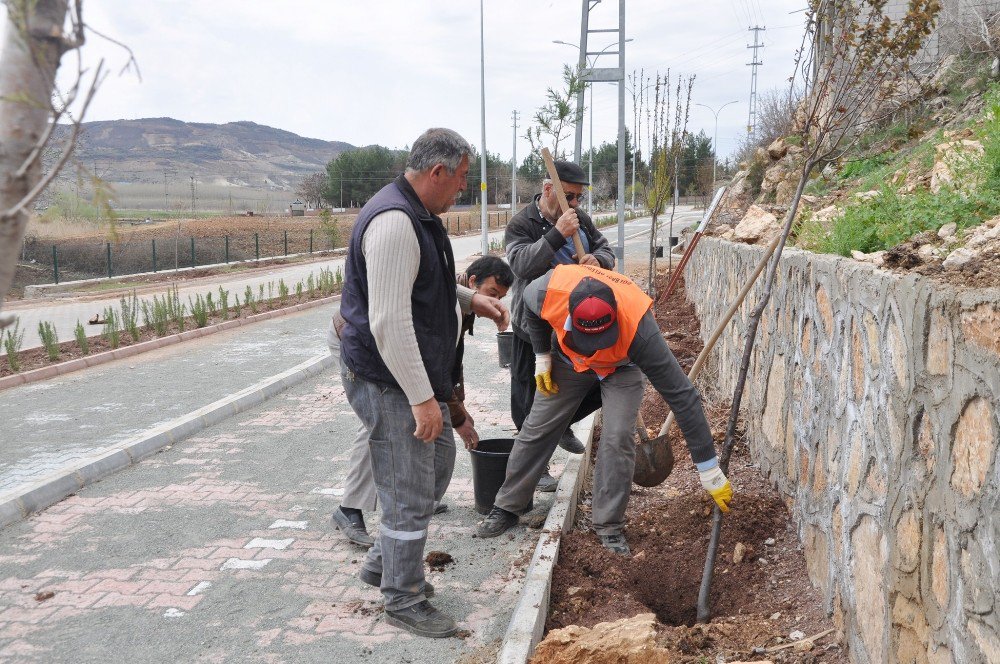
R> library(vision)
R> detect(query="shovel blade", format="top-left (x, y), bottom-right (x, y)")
top-left (633, 434), bottom-right (675, 487)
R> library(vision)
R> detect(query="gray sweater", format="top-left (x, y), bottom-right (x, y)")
top-left (505, 197), bottom-right (615, 339)
top-left (521, 270), bottom-right (716, 465)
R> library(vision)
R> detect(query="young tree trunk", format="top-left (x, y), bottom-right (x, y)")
top-left (647, 210), bottom-right (659, 297)
top-left (0, 0), bottom-right (72, 319)
top-left (697, 159), bottom-right (815, 622)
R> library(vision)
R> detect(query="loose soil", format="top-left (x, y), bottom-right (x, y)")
top-left (0, 288), bottom-right (339, 379)
top-left (545, 272), bottom-right (846, 663)
top-left (424, 551), bottom-right (455, 571)
top-left (883, 232), bottom-right (1000, 289)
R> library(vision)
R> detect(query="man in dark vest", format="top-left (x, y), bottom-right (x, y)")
top-left (476, 264), bottom-right (732, 556)
top-left (339, 128), bottom-right (509, 638)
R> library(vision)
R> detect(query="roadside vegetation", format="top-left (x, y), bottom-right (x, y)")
top-left (1, 268), bottom-right (343, 378)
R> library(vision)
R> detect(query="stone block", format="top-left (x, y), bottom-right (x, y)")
top-left (893, 595), bottom-right (931, 664)
top-left (803, 524), bottom-right (830, 592)
top-left (864, 311), bottom-right (881, 372)
top-left (926, 308), bottom-right (953, 376)
top-left (967, 618), bottom-right (1000, 663)
top-left (762, 358), bottom-right (787, 451)
top-left (852, 320), bottom-right (866, 401)
top-left (960, 303), bottom-right (1000, 360)
top-left (893, 509), bottom-right (922, 574)
top-left (531, 612), bottom-right (671, 664)
top-left (886, 316), bottom-right (909, 390)
top-left (917, 413), bottom-right (936, 473)
top-left (960, 537), bottom-right (995, 615)
top-left (931, 527), bottom-right (949, 612)
top-left (851, 516), bottom-right (887, 660)
top-left (733, 205), bottom-right (780, 244)
top-left (816, 284), bottom-right (833, 336)
top-left (950, 397), bottom-right (996, 498)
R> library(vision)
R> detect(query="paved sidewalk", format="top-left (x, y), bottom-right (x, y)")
top-left (0, 315), bottom-right (576, 662)
top-left (0, 306), bottom-right (333, 494)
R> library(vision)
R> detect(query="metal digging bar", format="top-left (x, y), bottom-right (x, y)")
top-left (659, 186), bottom-right (726, 305)
top-left (646, 230), bottom-right (784, 622)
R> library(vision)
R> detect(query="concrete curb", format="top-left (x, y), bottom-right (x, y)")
top-left (0, 295), bottom-right (339, 392)
top-left (497, 411), bottom-right (597, 664)
top-left (0, 352), bottom-right (335, 531)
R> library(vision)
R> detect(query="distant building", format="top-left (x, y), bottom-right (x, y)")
top-left (289, 200), bottom-right (305, 216)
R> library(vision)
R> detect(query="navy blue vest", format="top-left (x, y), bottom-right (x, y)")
top-left (339, 175), bottom-right (459, 401)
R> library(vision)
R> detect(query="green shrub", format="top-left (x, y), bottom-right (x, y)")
top-left (3, 320), bottom-right (25, 371)
top-left (319, 208), bottom-right (342, 248)
top-left (219, 287), bottom-right (230, 319)
top-left (37, 321), bottom-right (60, 362)
top-left (232, 294), bottom-right (242, 318)
top-left (294, 280), bottom-right (303, 300)
top-left (102, 307), bottom-right (120, 349)
top-left (119, 290), bottom-right (141, 342)
top-left (306, 273), bottom-right (315, 297)
top-left (205, 291), bottom-right (217, 317)
top-left (189, 294), bottom-right (209, 328)
top-left (746, 157), bottom-right (766, 199)
top-left (74, 321), bottom-right (89, 355)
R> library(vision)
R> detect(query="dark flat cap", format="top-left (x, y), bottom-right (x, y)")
top-left (554, 160), bottom-right (589, 185)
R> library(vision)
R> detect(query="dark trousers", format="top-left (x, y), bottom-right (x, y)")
top-left (509, 332), bottom-right (602, 431)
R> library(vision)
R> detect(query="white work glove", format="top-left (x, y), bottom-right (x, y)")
top-left (534, 353), bottom-right (558, 396)
top-left (699, 465), bottom-right (733, 513)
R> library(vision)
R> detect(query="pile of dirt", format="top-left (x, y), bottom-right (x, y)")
top-left (544, 273), bottom-right (846, 662)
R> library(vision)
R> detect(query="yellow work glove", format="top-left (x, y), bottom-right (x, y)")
top-left (699, 465), bottom-right (733, 513)
top-left (534, 353), bottom-right (558, 396)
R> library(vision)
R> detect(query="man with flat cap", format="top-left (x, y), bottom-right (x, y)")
top-left (476, 263), bottom-right (733, 555)
top-left (503, 160), bottom-right (615, 491)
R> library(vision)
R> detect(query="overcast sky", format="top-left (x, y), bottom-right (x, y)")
top-left (7, 0), bottom-right (808, 161)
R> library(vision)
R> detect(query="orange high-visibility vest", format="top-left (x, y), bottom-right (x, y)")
top-left (539, 264), bottom-right (653, 377)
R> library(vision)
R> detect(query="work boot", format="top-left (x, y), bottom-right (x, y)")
top-left (600, 533), bottom-right (631, 556)
top-left (557, 429), bottom-right (586, 454)
top-left (476, 506), bottom-right (519, 538)
top-left (359, 567), bottom-right (434, 598)
top-left (536, 467), bottom-right (558, 492)
top-left (384, 600), bottom-right (458, 638)
top-left (331, 506), bottom-right (375, 547)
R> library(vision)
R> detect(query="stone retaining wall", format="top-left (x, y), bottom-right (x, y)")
top-left (683, 237), bottom-right (999, 664)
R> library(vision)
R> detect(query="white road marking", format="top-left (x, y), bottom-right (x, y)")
top-left (269, 519), bottom-right (308, 530)
top-left (244, 537), bottom-right (294, 550)
top-left (220, 557), bottom-right (272, 571)
top-left (186, 581), bottom-right (212, 596)
top-left (310, 487), bottom-right (344, 496)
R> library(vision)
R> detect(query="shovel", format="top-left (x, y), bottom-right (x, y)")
top-left (632, 413), bottom-right (675, 487)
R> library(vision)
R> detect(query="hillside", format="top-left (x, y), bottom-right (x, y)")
top-left (52, 118), bottom-right (355, 191)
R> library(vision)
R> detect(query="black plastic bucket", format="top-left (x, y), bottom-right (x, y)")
top-left (469, 438), bottom-right (515, 515)
top-left (496, 331), bottom-right (513, 368)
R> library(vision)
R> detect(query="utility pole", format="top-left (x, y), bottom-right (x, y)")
top-left (479, 0), bottom-right (488, 257)
top-left (746, 25), bottom-right (765, 136)
top-left (511, 110), bottom-right (519, 212)
top-left (163, 170), bottom-right (169, 211)
top-left (190, 176), bottom-right (196, 214)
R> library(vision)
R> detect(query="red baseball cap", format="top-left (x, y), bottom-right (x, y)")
top-left (568, 277), bottom-right (619, 355)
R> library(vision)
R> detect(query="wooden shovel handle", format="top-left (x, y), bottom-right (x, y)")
top-left (540, 148), bottom-right (587, 263)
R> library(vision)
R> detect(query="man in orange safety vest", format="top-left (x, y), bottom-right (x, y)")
top-left (475, 264), bottom-right (732, 555)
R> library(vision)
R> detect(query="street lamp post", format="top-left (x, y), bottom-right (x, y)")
top-left (694, 100), bottom-right (739, 186)
top-left (479, 0), bottom-right (489, 257)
